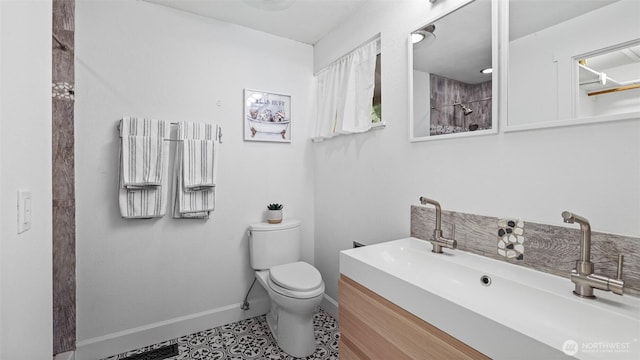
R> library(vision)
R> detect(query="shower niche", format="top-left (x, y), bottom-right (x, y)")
top-left (409, 0), bottom-right (499, 141)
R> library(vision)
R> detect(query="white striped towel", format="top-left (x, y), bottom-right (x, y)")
top-left (119, 116), bottom-right (169, 138)
top-left (182, 139), bottom-right (215, 191)
top-left (118, 117), bottom-right (170, 218)
top-left (120, 117), bottom-right (169, 188)
top-left (122, 136), bottom-right (165, 188)
top-left (118, 151), bottom-right (169, 218)
top-left (173, 121), bottom-right (218, 219)
top-left (178, 121), bottom-right (216, 140)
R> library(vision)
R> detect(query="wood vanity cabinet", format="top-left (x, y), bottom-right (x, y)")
top-left (338, 275), bottom-right (490, 360)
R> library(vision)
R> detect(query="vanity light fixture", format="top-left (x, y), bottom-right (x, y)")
top-left (480, 67), bottom-right (493, 74)
top-left (411, 33), bottom-right (426, 43)
top-left (412, 24), bottom-right (436, 44)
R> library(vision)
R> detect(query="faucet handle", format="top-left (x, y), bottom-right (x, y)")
top-left (616, 254), bottom-right (624, 280)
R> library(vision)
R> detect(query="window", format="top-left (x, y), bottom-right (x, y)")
top-left (372, 53), bottom-right (382, 125)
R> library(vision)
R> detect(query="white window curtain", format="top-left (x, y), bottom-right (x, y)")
top-left (314, 37), bottom-right (378, 140)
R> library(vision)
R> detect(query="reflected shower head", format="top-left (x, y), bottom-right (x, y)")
top-left (455, 103), bottom-right (473, 116)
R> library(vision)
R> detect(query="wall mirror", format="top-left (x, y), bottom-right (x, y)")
top-left (409, 0), bottom-right (498, 142)
top-left (507, 0), bottom-right (640, 131)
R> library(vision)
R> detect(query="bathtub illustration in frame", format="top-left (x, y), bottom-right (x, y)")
top-left (244, 89), bottom-right (291, 143)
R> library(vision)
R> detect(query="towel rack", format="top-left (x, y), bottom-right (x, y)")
top-left (117, 121), bottom-right (223, 143)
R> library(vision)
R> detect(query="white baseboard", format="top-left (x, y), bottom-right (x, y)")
top-left (53, 351), bottom-right (75, 360)
top-left (320, 293), bottom-right (338, 320)
top-left (75, 297), bottom-right (269, 360)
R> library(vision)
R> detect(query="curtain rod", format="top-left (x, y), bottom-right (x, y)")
top-left (315, 33), bottom-right (381, 76)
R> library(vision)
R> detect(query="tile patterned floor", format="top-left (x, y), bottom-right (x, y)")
top-left (102, 308), bottom-right (339, 360)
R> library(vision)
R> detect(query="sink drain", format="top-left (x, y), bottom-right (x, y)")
top-left (480, 275), bottom-right (492, 286)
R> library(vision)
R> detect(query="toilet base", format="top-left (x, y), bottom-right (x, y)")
top-left (265, 300), bottom-right (319, 358)
top-left (254, 270), bottom-right (324, 358)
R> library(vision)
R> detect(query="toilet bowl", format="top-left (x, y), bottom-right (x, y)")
top-left (248, 219), bottom-right (324, 357)
top-left (255, 262), bottom-right (324, 357)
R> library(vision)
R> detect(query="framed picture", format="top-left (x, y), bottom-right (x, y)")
top-left (244, 89), bottom-right (292, 143)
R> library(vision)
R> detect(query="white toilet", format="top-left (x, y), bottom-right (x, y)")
top-left (249, 219), bottom-right (325, 358)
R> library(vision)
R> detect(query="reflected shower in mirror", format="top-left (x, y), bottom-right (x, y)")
top-left (410, 0), bottom-right (496, 141)
top-left (507, 0), bottom-right (640, 130)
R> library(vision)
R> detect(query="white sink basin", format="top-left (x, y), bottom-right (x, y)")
top-left (340, 237), bottom-right (640, 360)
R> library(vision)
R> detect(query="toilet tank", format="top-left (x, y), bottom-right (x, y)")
top-left (249, 219), bottom-right (301, 270)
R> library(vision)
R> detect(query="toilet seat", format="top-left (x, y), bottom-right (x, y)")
top-left (268, 261), bottom-right (324, 299)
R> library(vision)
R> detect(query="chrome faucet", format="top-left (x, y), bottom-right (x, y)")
top-left (419, 197), bottom-right (457, 253)
top-left (562, 211), bottom-right (624, 298)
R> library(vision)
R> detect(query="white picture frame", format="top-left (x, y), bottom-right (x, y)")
top-left (244, 89), bottom-right (292, 143)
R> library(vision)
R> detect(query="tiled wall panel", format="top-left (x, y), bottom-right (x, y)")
top-left (52, 0), bottom-right (76, 354)
top-left (411, 205), bottom-right (640, 297)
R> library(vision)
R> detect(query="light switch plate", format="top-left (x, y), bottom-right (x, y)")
top-left (17, 190), bottom-right (32, 234)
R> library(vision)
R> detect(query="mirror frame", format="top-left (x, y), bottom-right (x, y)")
top-left (408, 0), bottom-right (502, 142)
top-left (503, 0), bottom-right (640, 132)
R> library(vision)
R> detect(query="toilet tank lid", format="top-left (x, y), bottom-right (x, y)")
top-left (249, 218), bottom-right (301, 231)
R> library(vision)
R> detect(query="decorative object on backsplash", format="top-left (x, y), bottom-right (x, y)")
top-left (497, 218), bottom-right (525, 260)
top-left (267, 203), bottom-right (283, 224)
top-left (244, 89), bottom-right (291, 142)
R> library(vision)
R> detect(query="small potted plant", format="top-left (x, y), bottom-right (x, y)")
top-left (266, 203), bottom-right (283, 224)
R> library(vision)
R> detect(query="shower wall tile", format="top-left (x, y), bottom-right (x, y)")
top-left (52, 99), bottom-right (75, 200)
top-left (52, 98), bottom-right (74, 201)
top-left (53, 229), bottom-right (75, 354)
top-left (52, 0), bottom-right (75, 355)
top-left (52, 30), bottom-right (74, 83)
top-left (410, 205), bottom-right (640, 297)
top-left (430, 74), bottom-right (492, 131)
top-left (53, 305), bottom-right (76, 354)
top-left (53, 201), bottom-right (75, 307)
top-left (53, 0), bottom-right (74, 31)
top-left (52, 184), bottom-right (76, 356)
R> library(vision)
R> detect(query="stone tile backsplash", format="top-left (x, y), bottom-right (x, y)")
top-left (497, 218), bottom-right (525, 260)
top-left (410, 205), bottom-right (640, 297)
